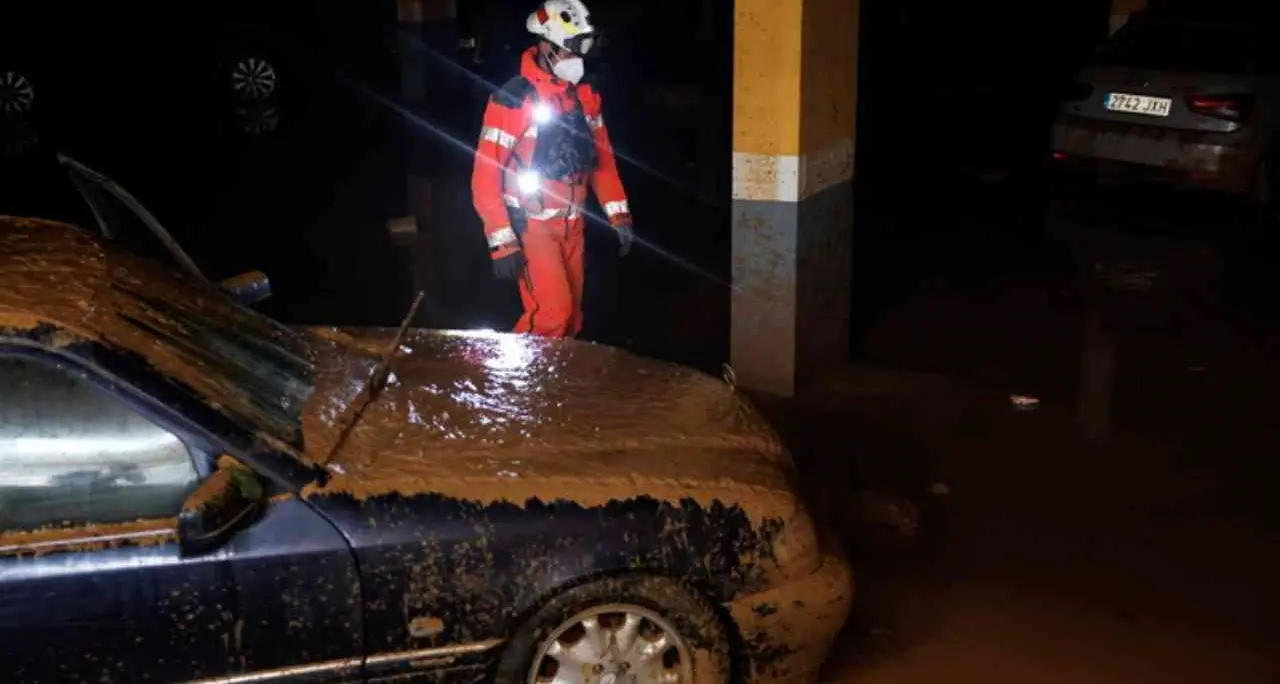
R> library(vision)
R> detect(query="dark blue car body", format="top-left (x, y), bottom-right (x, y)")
top-left (0, 216), bottom-right (852, 684)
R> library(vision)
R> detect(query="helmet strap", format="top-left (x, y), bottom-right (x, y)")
top-left (535, 40), bottom-right (556, 71)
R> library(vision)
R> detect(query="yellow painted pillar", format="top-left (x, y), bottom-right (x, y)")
top-left (731, 0), bottom-right (859, 397)
top-left (1109, 0), bottom-right (1147, 35)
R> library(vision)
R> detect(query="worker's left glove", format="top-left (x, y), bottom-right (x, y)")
top-left (491, 249), bottom-right (526, 281)
top-left (615, 223), bottom-right (634, 257)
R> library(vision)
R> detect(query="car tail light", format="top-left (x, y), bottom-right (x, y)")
top-left (1185, 94), bottom-right (1255, 122)
top-left (1051, 151), bottom-right (1070, 161)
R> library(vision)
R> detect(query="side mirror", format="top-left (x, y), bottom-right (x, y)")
top-left (220, 270), bottom-right (272, 305)
top-left (177, 465), bottom-right (265, 557)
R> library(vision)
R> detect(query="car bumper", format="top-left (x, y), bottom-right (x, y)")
top-left (1051, 115), bottom-right (1262, 195)
top-left (726, 552), bottom-right (854, 684)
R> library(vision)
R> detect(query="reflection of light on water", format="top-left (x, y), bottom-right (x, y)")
top-left (484, 334), bottom-right (534, 371)
top-left (444, 328), bottom-right (505, 339)
top-left (442, 329), bottom-right (538, 371)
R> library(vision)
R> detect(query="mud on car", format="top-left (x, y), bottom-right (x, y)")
top-left (0, 158), bottom-right (852, 683)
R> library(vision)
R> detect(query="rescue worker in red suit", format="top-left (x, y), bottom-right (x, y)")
top-left (470, 0), bottom-right (633, 338)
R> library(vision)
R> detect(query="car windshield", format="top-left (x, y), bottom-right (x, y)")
top-left (1099, 20), bottom-right (1258, 74)
top-left (57, 156), bottom-right (316, 450)
top-left (107, 250), bottom-right (316, 450)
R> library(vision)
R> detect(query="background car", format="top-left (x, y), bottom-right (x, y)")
top-left (1050, 10), bottom-right (1274, 206)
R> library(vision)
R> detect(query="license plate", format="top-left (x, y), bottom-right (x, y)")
top-left (1105, 92), bottom-right (1173, 117)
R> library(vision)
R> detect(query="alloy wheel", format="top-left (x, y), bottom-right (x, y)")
top-left (230, 57), bottom-right (278, 100)
top-left (528, 605), bottom-right (693, 684)
top-left (0, 71), bottom-right (35, 116)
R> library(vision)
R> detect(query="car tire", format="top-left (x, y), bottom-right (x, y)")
top-left (493, 575), bottom-right (732, 684)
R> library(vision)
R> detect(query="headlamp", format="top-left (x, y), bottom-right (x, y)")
top-left (517, 171), bottom-right (541, 195)
top-left (532, 103), bottom-right (553, 124)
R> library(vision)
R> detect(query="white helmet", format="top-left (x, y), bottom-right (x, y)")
top-left (527, 0), bottom-right (597, 56)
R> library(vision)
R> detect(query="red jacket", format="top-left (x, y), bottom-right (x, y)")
top-left (471, 47), bottom-right (631, 254)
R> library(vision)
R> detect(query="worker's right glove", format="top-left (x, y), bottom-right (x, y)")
top-left (492, 249), bottom-right (526, 281)
top-left (615, 223), bottom-right (634, 257)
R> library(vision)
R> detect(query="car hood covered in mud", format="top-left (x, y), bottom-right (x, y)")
top-left (300, 327), bottom-right (794, 499)
top-left (298, 327), bottom-right (821, 589)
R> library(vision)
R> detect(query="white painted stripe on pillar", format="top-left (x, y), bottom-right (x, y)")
top-left (732, 153), bottom-right (802, 203)
top-left (731, 137), bottom-right (855, 203)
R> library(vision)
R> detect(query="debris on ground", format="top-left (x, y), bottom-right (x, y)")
top-left (1010, 394), bottom-right (1040, 410)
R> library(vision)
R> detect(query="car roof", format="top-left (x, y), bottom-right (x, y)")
top-left (0, 216), bottom-right (109, 336)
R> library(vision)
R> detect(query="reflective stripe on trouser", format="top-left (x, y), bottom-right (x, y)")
top-left (514, 216), bottom-right (585, 338)
top-left (504, 195), bottom-right (581, 221)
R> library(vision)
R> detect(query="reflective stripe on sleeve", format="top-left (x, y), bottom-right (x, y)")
top-left (487, 227), bottom-right (518, 248)
top-left (481, 126), bottom-right (517, 149)
top-left (603, 200), bottom-right (629, 217)
top-left (587, 115), bottom-right (604, 130)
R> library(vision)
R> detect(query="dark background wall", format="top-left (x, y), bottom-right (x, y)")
top-left (1, 0), bottom-right (1109, 346)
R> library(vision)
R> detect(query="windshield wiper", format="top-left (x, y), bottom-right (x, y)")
top-left (319, 291), bottom-right (425, 467)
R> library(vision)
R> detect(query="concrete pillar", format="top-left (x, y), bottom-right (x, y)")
top-left (1109, 0), bottom-right (1147, 35)
top-left (731, 0), bottom-right (859, 397)
top-left (1077, 305), bottom-right (1116, 442)
top-left (394, 0), bottom-right (460, 326)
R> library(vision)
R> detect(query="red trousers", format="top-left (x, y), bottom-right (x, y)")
top-left (514, 217), bottom-right (585, 338)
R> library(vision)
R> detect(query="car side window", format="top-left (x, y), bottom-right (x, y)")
top-left (0, 356), bottom-right (200, 532)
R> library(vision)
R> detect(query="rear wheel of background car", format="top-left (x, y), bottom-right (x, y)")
top-left (0, 70), bottom-right (35, 116)
top-left (494, 575), bottom-right (731, 684)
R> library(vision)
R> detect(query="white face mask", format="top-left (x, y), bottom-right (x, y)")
top-left (552, 56), bottom-right (585, 84)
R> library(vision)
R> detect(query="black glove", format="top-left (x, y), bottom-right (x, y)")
top-left (616, 224), bottom-right (634, 257)
top-left (492, 250), bottom-right (526, 280)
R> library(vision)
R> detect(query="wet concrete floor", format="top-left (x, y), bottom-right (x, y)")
top-left (777, 194), bottom-right (1280, 683)
top-left (794, 364), bottom-right (1276, 684)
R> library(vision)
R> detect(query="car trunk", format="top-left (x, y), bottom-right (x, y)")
top-left (1062, 18), bottom-right (1260, 134)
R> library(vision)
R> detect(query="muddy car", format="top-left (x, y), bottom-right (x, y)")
top-left (1050, 11), bottom-right (1274, 201)
top-left (0, 159), bottom-right (852, 682)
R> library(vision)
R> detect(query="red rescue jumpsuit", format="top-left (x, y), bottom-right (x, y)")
top-left (471, 46), bottom-right (631, 338)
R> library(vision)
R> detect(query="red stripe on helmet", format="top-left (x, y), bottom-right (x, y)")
top-left (536, 7), bottom-right (549, 23)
